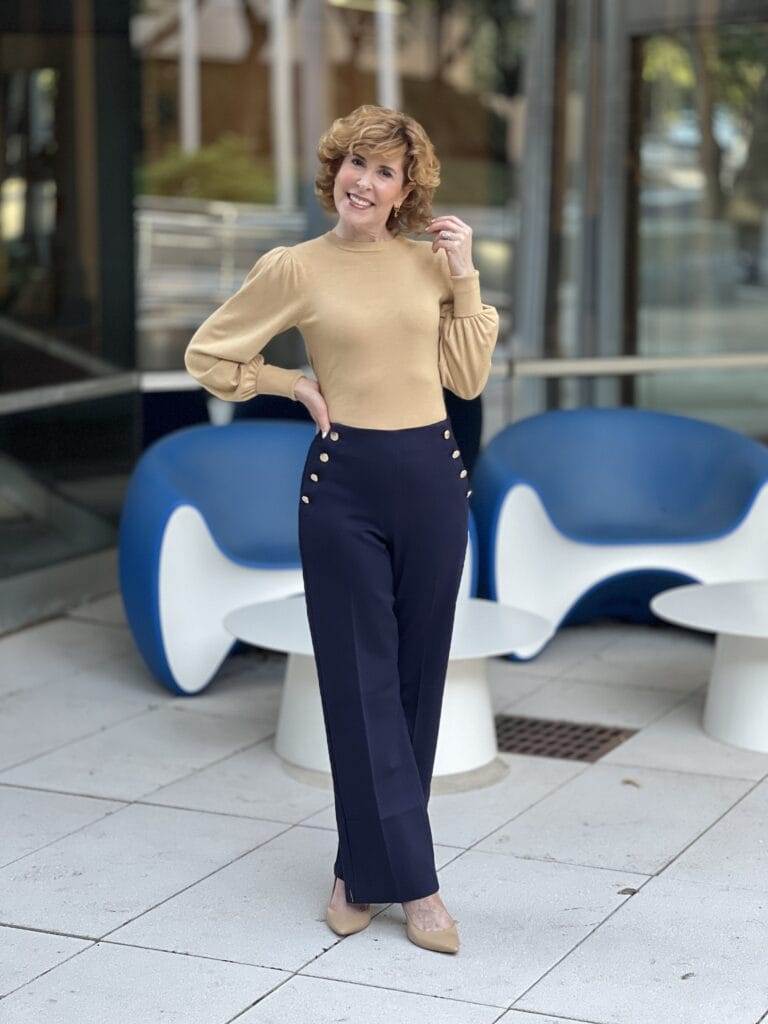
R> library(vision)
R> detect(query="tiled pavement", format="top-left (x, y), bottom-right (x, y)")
top-left (0, 591), bottom-right (766, 1024)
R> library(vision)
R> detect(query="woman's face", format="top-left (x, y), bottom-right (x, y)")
top-left (333, 146), bottom-right (413, 238)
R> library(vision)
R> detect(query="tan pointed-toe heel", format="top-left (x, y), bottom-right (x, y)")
top-left (404, 913), bottom-right (460, 954)
top-left (325, 880), bottom-right (372, 936)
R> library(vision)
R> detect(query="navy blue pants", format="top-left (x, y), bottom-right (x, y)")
top-left (298, 415), bottom-right (469, 904)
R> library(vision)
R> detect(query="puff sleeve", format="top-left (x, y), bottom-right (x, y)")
top-left (438, 268), bottom-right (500, 400)
top-left (184, 245), bottom-right (307, 401)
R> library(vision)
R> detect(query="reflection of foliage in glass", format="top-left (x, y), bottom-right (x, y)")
top-left (707, 28), bottom-right (767, 113)
top-left (643, 27), bottom-right (767, 121)
top-left (404, 0), bottom-right (527, 94)
top-left (139, 133), bottom-right (274, 201)
top-left (469, 0), bottom-right (528, 96)
top-left (644, 36), bottom-right (695, 93)
top-left (402, 0), bottom-right (529, 186)
top-left (642, 26), bottom-right (768, 218)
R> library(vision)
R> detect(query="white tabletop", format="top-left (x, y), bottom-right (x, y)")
top-left (650, 579), bottom-right (768, 639)
top-left (224, 594), bottom-right (552, 661)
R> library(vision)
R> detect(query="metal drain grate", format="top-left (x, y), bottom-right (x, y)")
top-left (495, 713), bottom-right (636, 763)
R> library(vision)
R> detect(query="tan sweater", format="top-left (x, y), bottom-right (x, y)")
top-left (184, 228), bottom-right (500, 429)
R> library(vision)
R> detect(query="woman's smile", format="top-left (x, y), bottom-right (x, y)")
top-left (347, 192), bottom-right (374, 209)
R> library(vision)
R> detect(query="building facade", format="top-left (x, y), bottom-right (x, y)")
top-left (1, 0), bottom-right (766, 630)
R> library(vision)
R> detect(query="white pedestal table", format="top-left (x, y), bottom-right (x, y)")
top-left (651, 579), bottom-right (768, 753)
top-left (224, 594), bottom-right (551, 778)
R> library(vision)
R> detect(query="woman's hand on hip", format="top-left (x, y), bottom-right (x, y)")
top-left (294, 376), bottom-right (331, 436)
top-left (425, 215), bottom-right (476, 277)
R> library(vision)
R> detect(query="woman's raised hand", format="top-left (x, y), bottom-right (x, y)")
top-left (424, 215), bottom-right (476, 277)
top-left (294, 376), bottom-right (331, 436)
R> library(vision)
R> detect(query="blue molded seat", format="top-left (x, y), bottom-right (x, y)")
top-left (469, 408), bottom-right (768, 658)
top-left (119, 420), bottom-right (316, 695)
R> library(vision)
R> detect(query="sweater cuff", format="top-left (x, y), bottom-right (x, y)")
top-left (243, 357), bottom-right (306, 400)
top-left (450, 270), bottom-right (483, 317)
top-left (289, 371), bottom-right (306, 401)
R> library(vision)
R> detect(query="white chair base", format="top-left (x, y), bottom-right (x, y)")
top-left (161, 505), bottom-right (304, 693)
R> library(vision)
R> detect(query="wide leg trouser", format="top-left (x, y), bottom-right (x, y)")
top-left (297, 415), bottom-right (469, 904)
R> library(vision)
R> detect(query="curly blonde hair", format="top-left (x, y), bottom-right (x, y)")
top-left (314, 105), bottom-right (441, 237)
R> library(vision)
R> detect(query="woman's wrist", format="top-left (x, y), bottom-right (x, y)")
top-left (292, 375), bottom-right (311, 401)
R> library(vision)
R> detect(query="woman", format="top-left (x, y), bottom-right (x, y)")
top-left (184, 104), bottom-right (499, 955)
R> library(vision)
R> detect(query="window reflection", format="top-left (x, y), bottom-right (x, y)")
top-left (635, 23), bottom-right (768, 434)
top-left (0, 6), bottom-right (134, 588)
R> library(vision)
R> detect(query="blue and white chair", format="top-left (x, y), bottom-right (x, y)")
top-left (470, 408), bottom-right (768, 659)
top-left (119, 420), bottom-right (315, 695)
top-left (119, 419), bottom-right (479, 695)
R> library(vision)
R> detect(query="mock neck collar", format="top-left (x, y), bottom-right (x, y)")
top-left (323, 228), bottom-right (406, 253)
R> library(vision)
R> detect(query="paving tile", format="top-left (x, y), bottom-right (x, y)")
top-left (486, 662), bottom-right (552, 712)
top-left (237, 972), bottom-right (501, 1023)
top-left (0, 686), bottom-right (154, 774)
top-left (0, 786), bottom-right (124, 867)
top-left (659, 777), bottom-right (768, 894)
top-left (0, 705), bottom-right (273, 800)
top-left (514, 873), bottom-right (768, 1024)
top-left (563, 624), bottom-right (713, 692)
top-left (0, 802), bottom-right (286, 935)
top-left (428, 755), bottom-right (583, 849)
top-left (36, 644), bottom-right (164, 705)
top-left (0, 617), bottom-right (137, 697)
top-left (475, 762), bottom-right (751, 874)
top-left (601, 692), bottom-right (768, 780)
top-left (506, 622), bottom-right (623, 679)
top-left (505, 677), bottom-right (685, 728)
top-left (167, 665), bottom-right (283, 723)
top-left (0, 940), bottom-right (286, 1023)
top-left (0, 925), bottom-right (90, 998)
top-left (148, 740), bottom-right (334, 824)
